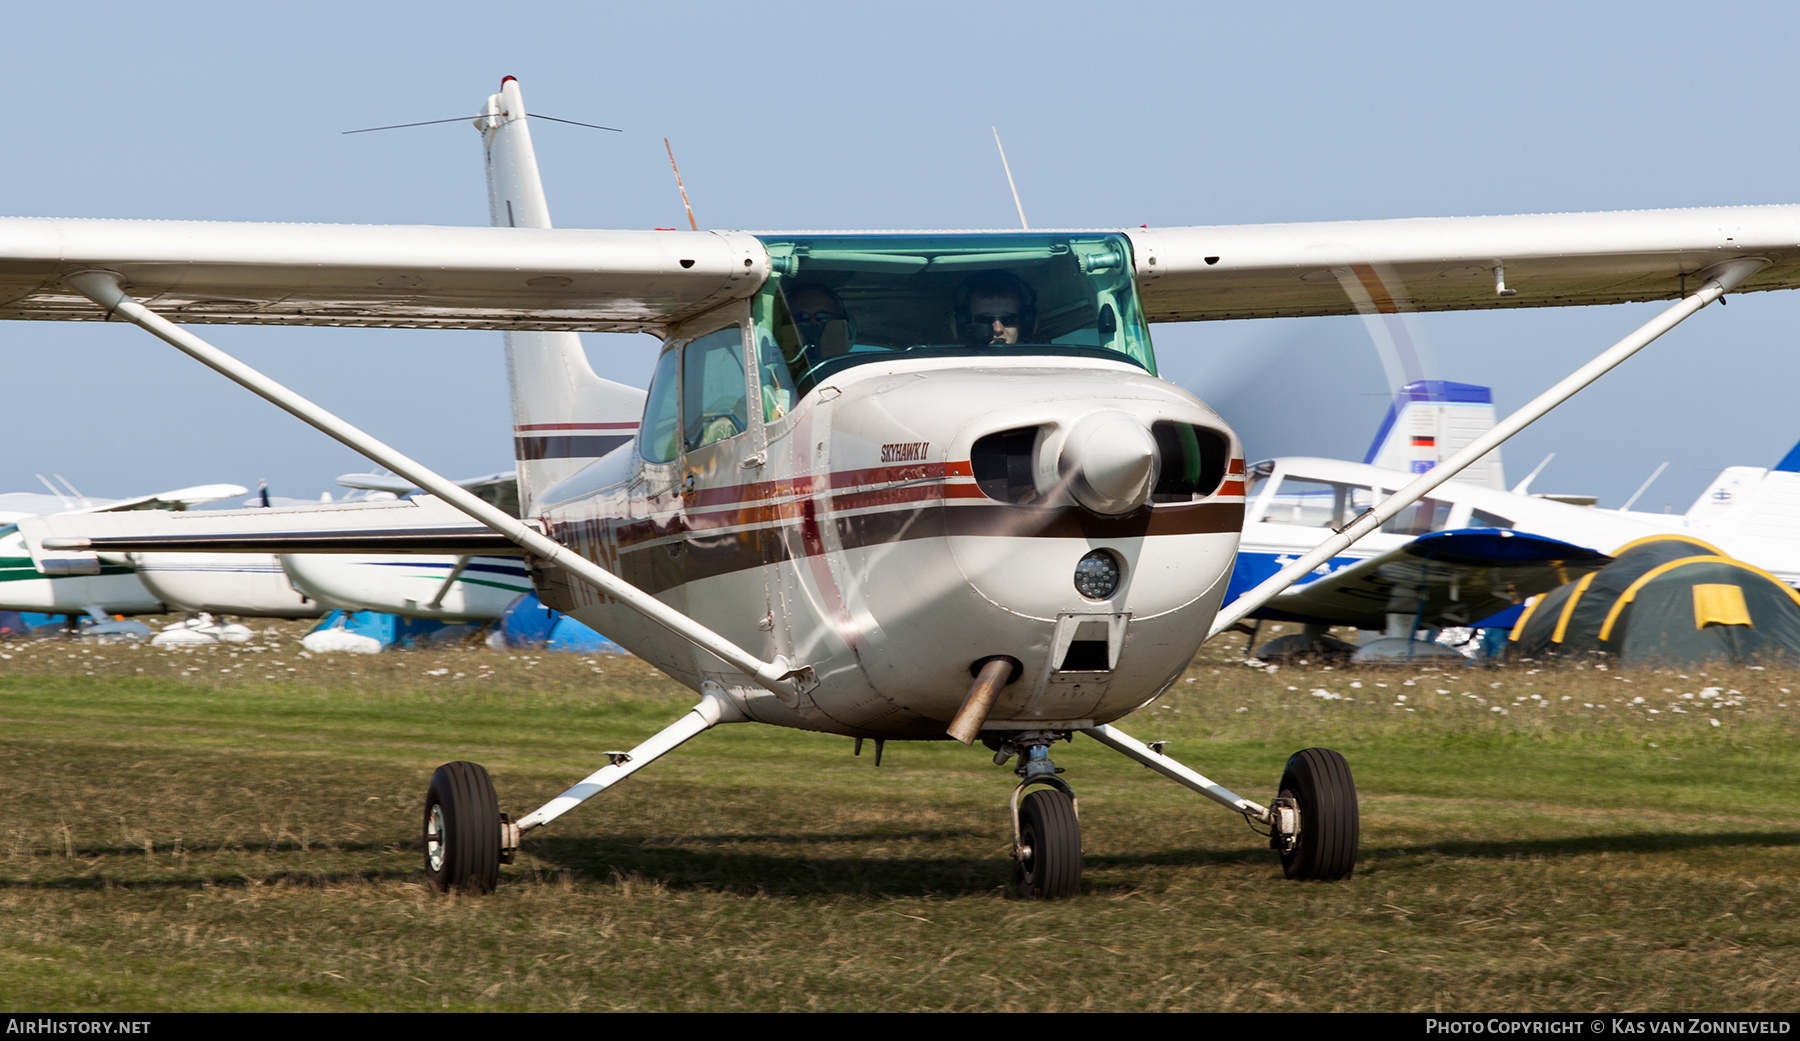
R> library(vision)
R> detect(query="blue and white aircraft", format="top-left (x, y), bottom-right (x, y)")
top-left (1227, 381), bottom-right (1800, 660)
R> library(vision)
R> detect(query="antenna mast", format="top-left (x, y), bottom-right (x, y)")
top-left (993, 126), bottom-right (1028, 230)
top-left (664, 138), bottom-right (699, 231)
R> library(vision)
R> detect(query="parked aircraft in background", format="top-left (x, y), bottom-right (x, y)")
top-left (0, 483), bottom-right (244, 619)
top-left (1229, 382), bottom-right (1800, 660)
top-left (287, 471), bottom-right (533, 621)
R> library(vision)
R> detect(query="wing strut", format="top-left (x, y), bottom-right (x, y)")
top-left (1209, 257), bottom-right (1768, 640)
top-left (61, 270), bottom-right (817, 704)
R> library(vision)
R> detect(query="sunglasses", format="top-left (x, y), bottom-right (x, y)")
top-left (972, 312), bottom-right (1020, 327)
top-left (793, 310), bottom-right (843, 324)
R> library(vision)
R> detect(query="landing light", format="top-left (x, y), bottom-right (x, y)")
top-left (1074, 550), bottom-right (1122, 600)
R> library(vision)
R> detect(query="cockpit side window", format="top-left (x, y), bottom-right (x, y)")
top-left (753, 288), bottom-right (805, 420)
top-left (1380, 497), bottom-right (1451, 536)
top-left (1258, 477), bottom-right (1377, 529)
top-left (640, 346), bottom-right (682, 464)
top-left (681, 326), bottom-right (750, 452)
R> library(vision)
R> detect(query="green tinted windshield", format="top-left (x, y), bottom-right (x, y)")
top-left (751, 233), bottom-right (1154, 401)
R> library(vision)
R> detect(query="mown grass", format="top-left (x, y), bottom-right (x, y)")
top-left (0, 621), bottom-right (1796, 1011)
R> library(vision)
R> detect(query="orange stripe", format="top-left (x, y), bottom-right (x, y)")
top-left (1351, 263), bottom-right (1400, 314)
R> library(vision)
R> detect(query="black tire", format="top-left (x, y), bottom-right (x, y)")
top-left (1277, 747), bottom-right (1358, 881)
top-left (1015, 788), bottom-right (1082, 899)
top-left (424, 761), bottom-right (501, 894)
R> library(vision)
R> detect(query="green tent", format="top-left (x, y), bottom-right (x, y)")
top-left (1508, 535), bottom-right (1800, 667)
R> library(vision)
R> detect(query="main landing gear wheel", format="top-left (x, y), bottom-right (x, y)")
top-left (1275, 747), bottom-right (1359, 881)
top-left (424, 761), bottom-right (501, 894)
top-left (1015, 788), bottom-right (1082, 899)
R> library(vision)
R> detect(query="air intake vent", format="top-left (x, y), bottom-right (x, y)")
top-left (1151, 423), bottom-right (1229, 502)
top-left (972, 426), bottom-right (1041, 504)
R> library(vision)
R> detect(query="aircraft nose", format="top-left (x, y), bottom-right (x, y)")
top-left (1061, 411), bottom-right (1157, 515)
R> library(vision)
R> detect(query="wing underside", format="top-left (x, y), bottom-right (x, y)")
top-left (0, 219), bottom-right (768, 332)
top-left (1257, 528), bottom-right (1613, 630)
top-left (1126, 206), bottom-right (1800, 321)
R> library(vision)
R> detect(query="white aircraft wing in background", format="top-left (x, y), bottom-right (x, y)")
top-left (18, 496), bottom-right (523, 563)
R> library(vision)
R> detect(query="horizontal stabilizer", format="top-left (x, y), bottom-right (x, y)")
top-left (1258, 528), bottom-right (1612, 630)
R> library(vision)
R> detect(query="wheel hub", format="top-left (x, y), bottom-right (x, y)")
top-left (426, 803), bottom-right (447, 872)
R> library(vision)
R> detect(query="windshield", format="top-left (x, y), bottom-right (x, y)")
top-left (751, 233), bottom-right (1154, 402)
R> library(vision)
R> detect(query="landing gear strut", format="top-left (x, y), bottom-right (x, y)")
top-left (1083, 723), bottom-right (1360, 881)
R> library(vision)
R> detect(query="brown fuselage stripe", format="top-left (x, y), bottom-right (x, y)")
top-left (515, 434), bottom-right (633, 461)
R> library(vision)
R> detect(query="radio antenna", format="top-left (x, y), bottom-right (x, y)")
top-left (993, 126), bottom-right (1028, 230)
top-left (664, 138), bottom-right (699, 231)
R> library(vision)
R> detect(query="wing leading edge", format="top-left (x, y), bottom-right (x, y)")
top-left (1127, 206), bottom-right (1800, 321)
top-left (0, 219), bottom-right (767, 332)
top-left (0, 206), bottom-right (1796, 330)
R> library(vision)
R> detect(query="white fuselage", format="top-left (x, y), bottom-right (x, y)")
top-left (129, 552), bottom-right (325, 619)
top-left (531, 355), bottom-right (1244, 740)
top-left (281, 553), bottom-right (531, 621)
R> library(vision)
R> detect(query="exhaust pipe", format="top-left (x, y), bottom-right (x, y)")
top-left (947, 657), bottom-right (1018, 745)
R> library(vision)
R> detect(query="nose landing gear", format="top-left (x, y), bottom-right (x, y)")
top-left (994, 732), bottom-right (1082, 899)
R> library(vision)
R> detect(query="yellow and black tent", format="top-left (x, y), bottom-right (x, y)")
top-left (1508, 535), bottom-right (1800, 667)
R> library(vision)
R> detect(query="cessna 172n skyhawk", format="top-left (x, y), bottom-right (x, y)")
top-left (12, 77), bottom-right (1800, 898)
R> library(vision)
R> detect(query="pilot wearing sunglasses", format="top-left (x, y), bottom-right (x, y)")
top-left (955, 271), bottom-right (1035, 348)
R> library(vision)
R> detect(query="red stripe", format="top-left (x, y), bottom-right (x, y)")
top-left (686, 460), bottom-right (976, 509)
top-left (515, 422), bottom-right (637, 432)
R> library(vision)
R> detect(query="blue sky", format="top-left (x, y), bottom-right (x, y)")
top-left (3, 2), bottom-right (1796, 512)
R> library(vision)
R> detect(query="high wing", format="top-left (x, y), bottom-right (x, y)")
top-left (1, 207), bottom-right (1797, 329)
top-left (0, 220), bottom-right (768, 332)
top-left (17, 496), bottom-right (523, 562)
top-left (1130, 207), bottom-right (1800, 321)
top-left (1255, 529), bottom-right (1613, 630)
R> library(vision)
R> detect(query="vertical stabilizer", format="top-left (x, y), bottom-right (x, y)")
top-left (1363, 380), bottom-right (1505, 489)
top-left (478, 78), bottom-right (645, 515)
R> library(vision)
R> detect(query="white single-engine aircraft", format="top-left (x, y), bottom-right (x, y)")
top-left (13, 77), bottom-right (1800, 898)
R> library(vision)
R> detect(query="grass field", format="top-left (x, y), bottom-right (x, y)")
top-left (1, 622), bottom-right (1796, 1012)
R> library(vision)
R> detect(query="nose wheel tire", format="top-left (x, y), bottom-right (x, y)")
top-left (1015, 788), bottom-right (1082, 899)
top-left (424, 761), bottom-right (501, 894)
top-left (1276, 747), bottom-right (1359, 881)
